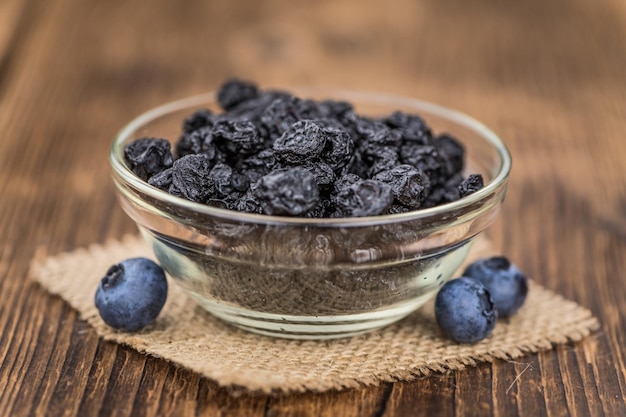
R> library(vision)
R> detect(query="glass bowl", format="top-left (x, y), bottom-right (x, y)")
top-left (109, 89), bottom-right (511, 340)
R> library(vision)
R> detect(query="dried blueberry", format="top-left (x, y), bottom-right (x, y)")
top-left (301, 160), bottom-right (336, 192)
top-left (399, 144), bottom-right (447, 186)
top-left (124, 138), bottom-right (173, 181)
top-left (384, 111), bottom-right (432, 145)
top-left (353, 116), bottom-right (402, 147)
top-left (435, 277), bottom-right (497, 343)
top-left (182, 109), bottom-right (217, 134)
top-left (228, 90), bottom-right (291, 123)
top-left (422, 173), bottom-right (461, 207)
top-left (261, 96), bottom-right (320, 140)
top-left (346, 150), bottom-right (369, 179)
top-left (212, 119), bottom-right (264, 156)
top-left (373, 165), bottom-right (429, 209)
top-left (334, 179), bottom-right (393, 217)
top-left (304, 197), bottom-right (333, 218)
top-left (95, 258), bottom-right (168, 332)
top-left (169, 154), bottom-right (215, 203)
top-left (317, 99), bottom-right (353, 119)
top-left (217, 79), bottom-right (259, 111)
top-left (273, 120), bottom-right (327, 165)
top-left (210, 162), bottom-right (249, 198)
top-left (240, 149), bottom-right (278, 183)
top-left (148, 167), bottom-right (173, 191)
top-left (458, 174), bottom-right (484, 197)
top-left (463, 256), bottom-right (528, 317)
top-left (252, 167), bottom-right (320, 216)
top-left (319, 126), bottom-right (354, 173)
top-left (435, 133), bottom-right (465, 174)
top-left (175, 126), bottom-right (221, 161)
top-left (235, 192), bottom-right (264, 214)
top-left (366, 146), bottom-right (400, 177)
top-left (334, 173), bottom-right (362, 191)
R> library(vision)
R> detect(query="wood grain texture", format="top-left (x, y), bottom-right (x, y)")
top-left (0, 0), bottom-right (624, 415)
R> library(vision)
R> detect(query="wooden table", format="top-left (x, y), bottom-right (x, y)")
top-left (1, 0), bottom-right (625, 415)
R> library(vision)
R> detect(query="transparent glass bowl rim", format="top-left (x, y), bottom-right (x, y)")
top-left (110, 88), bottom-right (512, 227)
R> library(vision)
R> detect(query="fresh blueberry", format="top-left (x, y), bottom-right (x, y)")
top-left (435, 277), bottom-right (497, 343)
top-left (95, 258), bottom-right (168, 332)
top-left (463, 256), bottom-right (528, 317)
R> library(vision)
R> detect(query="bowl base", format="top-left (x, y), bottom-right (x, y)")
top-left (186, 291), bottom-right (436, 340)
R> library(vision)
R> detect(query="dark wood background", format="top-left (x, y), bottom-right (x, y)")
top-left (1, 0), bottom-right (625, 415)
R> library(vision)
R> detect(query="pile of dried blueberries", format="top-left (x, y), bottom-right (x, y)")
top-left (124, 79), bottom-right (484, 217)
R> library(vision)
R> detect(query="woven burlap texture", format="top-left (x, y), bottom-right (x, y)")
top-left (30, 235), bottom-right (598, 394)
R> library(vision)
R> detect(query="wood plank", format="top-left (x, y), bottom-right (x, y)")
top-left (0, 0), bottom-right (29, 67)
top-left (456, 365), bottom-right (493, 416)
top-left (384, 377), bottom-right (456, 417)
top-left (265, 386), bottom-right (389, 417)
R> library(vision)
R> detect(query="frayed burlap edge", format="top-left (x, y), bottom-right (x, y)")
top-left (29, 235), bottom-right (599, 394)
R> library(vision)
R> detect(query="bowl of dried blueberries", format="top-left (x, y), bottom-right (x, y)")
top-left (109, 79), bottom-right (511, 339)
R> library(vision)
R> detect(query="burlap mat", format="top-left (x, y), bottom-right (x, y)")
top-left (30, 234), bottom-right (598, 394)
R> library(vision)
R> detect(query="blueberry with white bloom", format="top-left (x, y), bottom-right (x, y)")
top-left (95, 257), bottom-right (168, 332)
top-left (463, 256), bottom-right (528, 317)
top-left (435, 277), bottom-right (498, 343)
